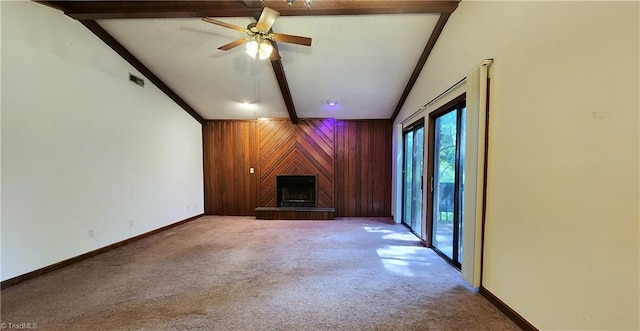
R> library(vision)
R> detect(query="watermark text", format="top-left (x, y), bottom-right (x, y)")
top-left (1, 322), bottom-right (38, 330)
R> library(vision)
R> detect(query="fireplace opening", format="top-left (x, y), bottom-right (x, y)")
top-left (277, 175), bottom-right (316, 207)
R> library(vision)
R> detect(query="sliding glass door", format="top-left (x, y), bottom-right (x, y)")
top-left (402, 121), bottom-right (424, 236)
top-left (430, 100), bottom-right (466, 268)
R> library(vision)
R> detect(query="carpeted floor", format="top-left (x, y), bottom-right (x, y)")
top-left (1, 216), bottom-right (520, 330)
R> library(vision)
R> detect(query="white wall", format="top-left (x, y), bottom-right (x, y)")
top-left (393, 1), bottom-right (639, 329)
top-left (1, 1), bottom-right (204, 281)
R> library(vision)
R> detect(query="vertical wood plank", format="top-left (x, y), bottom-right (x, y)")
top-left (203, 120), bottom-right (258, 216)
top-left (334, 120), bottom-right (392, 217)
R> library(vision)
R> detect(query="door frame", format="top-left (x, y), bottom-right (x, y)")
top-left (426, 93), bottom-right (466, 257)
top-left (401, 118), bottom-right (425, 236)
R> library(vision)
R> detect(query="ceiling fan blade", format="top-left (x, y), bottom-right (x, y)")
top-left (256, 7), bottom-right (280, 32)
top-left (271, 33), bottom-right (312, 46)
top-left (218, 37), bottom-right (251, 51)
top-left (202, 17), bottom-right (247, 33)
top-left (270, 46), bottom-right (281, 62)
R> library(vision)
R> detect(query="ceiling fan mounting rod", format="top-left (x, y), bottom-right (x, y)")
top-left (281, 0), bottom-right (312, 10)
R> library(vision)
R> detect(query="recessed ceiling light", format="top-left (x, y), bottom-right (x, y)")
top-left (239, 102), bottom-right (255, 110)
top-left (327, 100), bottom-right (337, 107)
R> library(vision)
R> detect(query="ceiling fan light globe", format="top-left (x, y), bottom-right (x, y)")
top-left (258, 40), bottom-right (274, 59)
top-left (245, 39), bottom-right (272, 60)
top-left (245, 40), bottom-right (260, 58)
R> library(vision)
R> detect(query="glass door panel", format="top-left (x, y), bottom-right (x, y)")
top-left (430, 102), bottom-right (466, 268)
top-left (402, 131), bottom-right (414, 227)
top-left (410, 127), bottom-right (424, 235)
top-left (432, 110), bottom-right (457, 260)
top-left (402, 123), bottom-right (424, 236)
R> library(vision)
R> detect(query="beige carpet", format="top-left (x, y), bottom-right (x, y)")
top-left (1, 216), bottom-right (520, 330)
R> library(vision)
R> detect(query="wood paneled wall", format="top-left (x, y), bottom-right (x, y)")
top-left (258, 119), bottom-right (335, 208)
top-left (203, 119), bottom-right (391, 217)
top-left (203, 121), bottom-right (258, 215)
top-left (335, 120), bottom-right (392, 217)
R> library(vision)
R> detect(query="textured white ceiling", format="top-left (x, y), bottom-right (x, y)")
top-left (98, 13), bottom-right (439, 120)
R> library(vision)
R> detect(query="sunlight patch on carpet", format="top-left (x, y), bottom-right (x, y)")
top-left (376, 245), bottom-right (433, 277)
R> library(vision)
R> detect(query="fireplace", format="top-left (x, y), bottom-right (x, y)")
top-left (277, 175), bottom-right (316, 207)
top-left (256, 174), bottom-right (332, 219)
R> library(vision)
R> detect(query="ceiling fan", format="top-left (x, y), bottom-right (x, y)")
top-left (202, 7), bottom-right (312, 61)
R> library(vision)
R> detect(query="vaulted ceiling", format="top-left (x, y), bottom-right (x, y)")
top-left (38, 1), bottom-right (460, 124)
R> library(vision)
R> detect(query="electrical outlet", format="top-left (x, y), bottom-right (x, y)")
top-left (187, 205), bottom-right (190, 211)
top-left (129, 219), bottom-right (134, 227)
top-left (195, 203), bottom-right (198, 209)
top-left (88, 229), bottom-right (94, 238)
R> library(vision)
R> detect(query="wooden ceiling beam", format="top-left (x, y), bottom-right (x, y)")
top-left (390, 13), bottom-right (451, 122)
top-left (270, 44), bottom-right (299, 124)
top-left (271, 63), bottom-right (299, 124)
top-left (36, 1), bottom-right (460, 20)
